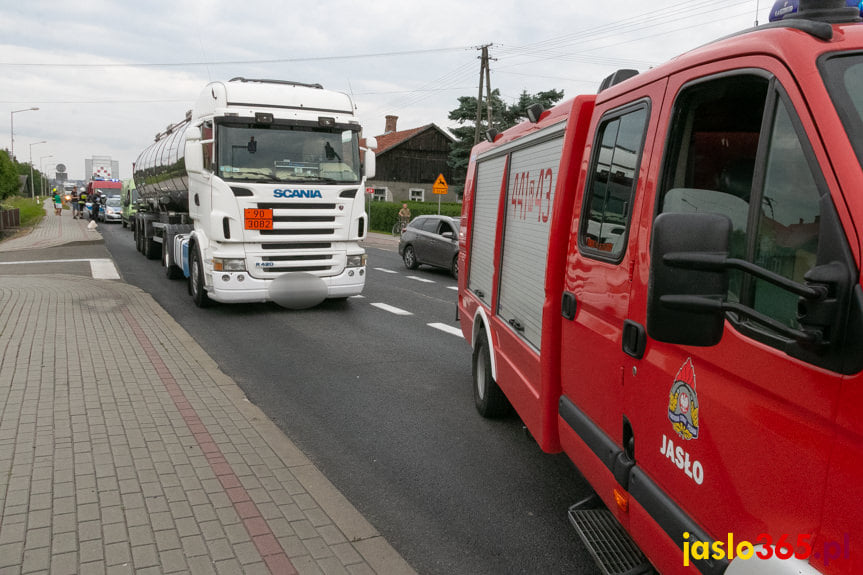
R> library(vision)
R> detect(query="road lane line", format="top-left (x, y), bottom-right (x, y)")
top-left (406, 276), bottom-right (435, 284)
top-left (370, 303), bottom-right (413, 316)
top-left (428, 323), bottom-right (464, 337)
top-left (373, 267), bottom-right (398, 274)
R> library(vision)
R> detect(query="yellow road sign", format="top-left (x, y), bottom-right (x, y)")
top-left (433, 174), bottom-right (448, 195)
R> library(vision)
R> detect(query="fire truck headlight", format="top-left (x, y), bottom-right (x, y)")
top-left (213, 257), bottom-right (245, 272)
top-left (346, 254), bottom-right (366, 267)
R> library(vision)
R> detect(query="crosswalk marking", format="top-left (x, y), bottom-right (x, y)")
top-left (0, 258), bottom-right (120, 280)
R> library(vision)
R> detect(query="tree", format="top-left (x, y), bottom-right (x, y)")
top-left (0, 150), bottom-right (19, 201)
top-left (447, 88), bottom-right (565, 186)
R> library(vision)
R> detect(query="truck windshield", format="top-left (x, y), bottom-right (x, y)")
top-left (216, 124), bottom-right (361, 184)
top-left (821, 53), bottom-right (863, 167)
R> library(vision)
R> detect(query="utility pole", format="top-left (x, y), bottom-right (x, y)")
top-left (473, 44), bottom-right (495, 145)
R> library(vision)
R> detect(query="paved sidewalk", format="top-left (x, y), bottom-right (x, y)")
top-left (0, 204), bottom-right (416, 574)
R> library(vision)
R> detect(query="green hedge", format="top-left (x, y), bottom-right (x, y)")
top-left (368, 200), bottom-right (463, 233)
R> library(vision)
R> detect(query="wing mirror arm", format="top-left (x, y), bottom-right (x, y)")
top-left (659, 294), bottom-right (822, 344)
top-left (663, 252), bottom-right (829, 301)
top-left (662, 252), bottom-right (837, 346)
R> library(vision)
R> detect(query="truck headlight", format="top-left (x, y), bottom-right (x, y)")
top-left (346, 254), bottom-right (367, 267)
top-left (213, 257), bottom-right (245, 272)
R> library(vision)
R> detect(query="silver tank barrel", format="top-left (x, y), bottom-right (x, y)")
top-left (134, 118), bottom-right (190, 212)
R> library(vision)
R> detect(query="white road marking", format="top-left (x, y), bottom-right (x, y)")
top-left (370, 303), bottom-right (413, 316)
top-left (0, 258), bottom-right (120, 280)
top-left (406, 275), bottom-right (435, 284)
top-left (373, 267), bottom-right (398, 274)
top-left (446, 286), bottom-right (458, 291)
top-left (428, 323), bottom-right (464, 337)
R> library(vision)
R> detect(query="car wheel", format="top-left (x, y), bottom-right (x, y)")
top-left (473, 330), bottom-right (511, 418)
top-left (451, 255), bottom-right (459, 280)
top-left (190, 247), bottom-right (211, 308)
top-left (403, 245), bottom-right (419, 270)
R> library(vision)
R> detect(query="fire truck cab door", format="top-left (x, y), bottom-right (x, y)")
top-left (558, 87), bottom-right (658, 511)
top-left (625, 60), bottom-right (847, 571)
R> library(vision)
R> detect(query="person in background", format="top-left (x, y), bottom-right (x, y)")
top-left (70, 190), bottom-right (80, 219)
top-left (90, 192), bottom-right (100, 221)
top-left (52, 189), bottom-right (62, 216)
top-left (78, 190), bottom-right (87, 219)
top-left (398, 203), bottom-right (411, 226)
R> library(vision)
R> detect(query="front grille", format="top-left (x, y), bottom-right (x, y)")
top-left (264, 255), bottom-right (333, 262)
top-left (256, 203), bottom-right (335, 210)
top-left (261, 243), bottom-right (332, 250)
top-left (260, 228), bottom-right (333, 236)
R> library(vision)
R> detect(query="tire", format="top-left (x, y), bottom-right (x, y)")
top-left (189, 247), bottom-right (211, 308)
top-left (403, 245), bottom-right (419, 270)
top-left (472, 331), bottom-right (511, 418)
top-left (392, 222), bottom-right (401, 236)
top-left (135, 219), bottom-right (144, 253)
top-left (451, 255), bottom-right (459, 280)
top-left (144, 230), bottom-right (161, 261)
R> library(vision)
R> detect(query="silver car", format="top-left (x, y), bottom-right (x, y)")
top-left (398, 215), bottom-right (460, 278)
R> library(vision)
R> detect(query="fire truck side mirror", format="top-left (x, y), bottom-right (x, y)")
top-left (646, 212), bottom-right (731, 347)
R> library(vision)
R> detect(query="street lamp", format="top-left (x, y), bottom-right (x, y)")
top-left (10, 107), bottom-right (39, 160)
top-left (40, 154), bottom-right (53, 199)
top-left (29, 140), bottom-right (47, 198)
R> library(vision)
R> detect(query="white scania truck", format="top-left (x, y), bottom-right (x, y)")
top-left (133, 77), bottom-right (375, 308)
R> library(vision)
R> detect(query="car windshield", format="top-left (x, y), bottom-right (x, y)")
top-left (106, 197), bottom-right (121, 207)
top-left (216, 124), bottom-right (361, 184)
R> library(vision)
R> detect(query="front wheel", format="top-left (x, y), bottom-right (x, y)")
top-left (189, 247), bottom-right (211, 308)
top-left (472, 331), bottom-right (511, 418)
top-left (450, 255), bottom-right (459, 280)
top-left (403, 245), bottom-right (419, 270)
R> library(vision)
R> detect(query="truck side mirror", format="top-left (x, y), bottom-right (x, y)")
top-left (184, 140), bottom-right (203, 174)
top-left (647, 212), bottom-right (731, 346)
top-left (364, 149), bottom-right (376, 180)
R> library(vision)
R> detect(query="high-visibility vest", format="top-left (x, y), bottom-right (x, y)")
top-left (80, 193), bottom-right (87, 202)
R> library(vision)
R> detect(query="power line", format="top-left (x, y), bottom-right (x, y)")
top-left (0, 46), bottom-right (471, 69)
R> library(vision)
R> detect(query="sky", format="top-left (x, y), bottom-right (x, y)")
top-left (2, 0), bottom-right (776, 182)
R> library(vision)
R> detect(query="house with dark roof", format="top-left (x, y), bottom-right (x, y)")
top-left (366, 115), bottom-right (457, 203)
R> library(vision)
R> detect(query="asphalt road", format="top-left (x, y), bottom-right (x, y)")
top-left (98, 222), bottom-right (601, 575)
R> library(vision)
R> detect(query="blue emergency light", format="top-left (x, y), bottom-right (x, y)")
top-left (769, 0), bottom-right (863, 21)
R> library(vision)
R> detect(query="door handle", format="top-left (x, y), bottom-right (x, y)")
top-left (561, 291), bottom-right (577, 320)
top-left (508, 318), bottom-right (525, 333)
top-left (622, 319), bottom-right (646, 359)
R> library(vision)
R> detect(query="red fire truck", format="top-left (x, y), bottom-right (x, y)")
top-left (458, 2), bottom-right (863, 574)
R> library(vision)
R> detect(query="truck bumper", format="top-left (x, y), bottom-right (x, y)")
top-left (206, 267), bottom-right (365, 305)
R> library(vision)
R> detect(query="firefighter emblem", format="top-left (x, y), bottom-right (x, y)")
top-left (668, 358), bottom-right (699, 440)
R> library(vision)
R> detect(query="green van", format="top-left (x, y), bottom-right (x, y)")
top-left (121, 178), bottom-right (138, 230)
